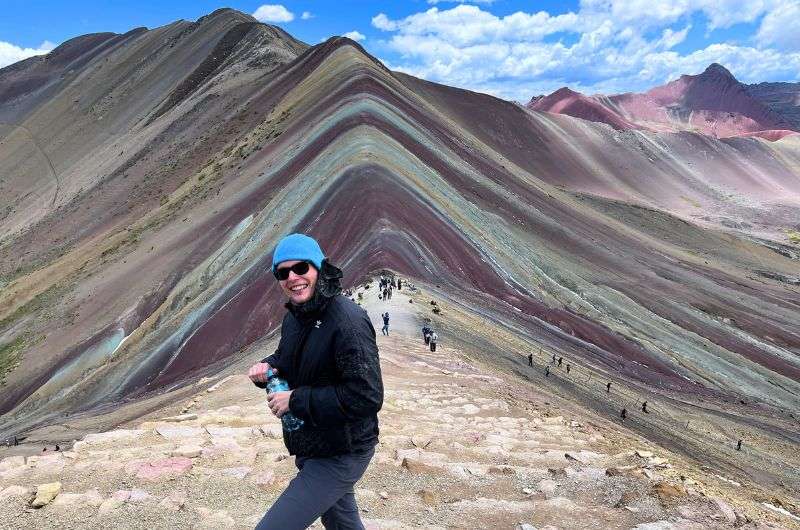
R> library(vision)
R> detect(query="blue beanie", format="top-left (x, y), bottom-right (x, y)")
top-left (271, 233), bottom-right (325, 273)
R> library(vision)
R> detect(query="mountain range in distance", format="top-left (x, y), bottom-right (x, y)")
top-left (528, 63), bottom-right (800, 141)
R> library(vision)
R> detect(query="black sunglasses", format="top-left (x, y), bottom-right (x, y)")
top-left (274, 261), bottom-right (311, 280)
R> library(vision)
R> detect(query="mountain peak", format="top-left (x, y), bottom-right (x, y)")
top-left (699, 62), bottom-right (736, 81)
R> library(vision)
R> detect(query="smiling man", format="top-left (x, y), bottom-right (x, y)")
top-left (248, 233), bottom-right (383, 530)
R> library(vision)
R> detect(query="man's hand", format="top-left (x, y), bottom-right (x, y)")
top-left (248, 362), bottom-right (275, 384)
top-left (267, 390), bottom-right (293, 418)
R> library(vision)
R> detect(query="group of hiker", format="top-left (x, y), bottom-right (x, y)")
top-left (421, 324), bottom-right (438, 352)
top-left (378, 275), bottom-right (401, 301)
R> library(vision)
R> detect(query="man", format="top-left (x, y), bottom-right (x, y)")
top-left (248, 233), bottom-right (383, 530)
top-left (429, 330), bottom-right (438, 352)
top-left (381, 312), bottom-right (390, 336)
top-left (527, 353), bottom-right (533, 367)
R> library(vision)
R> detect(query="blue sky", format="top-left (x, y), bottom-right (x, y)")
top-left (2, 1), bottom-right (799, 101)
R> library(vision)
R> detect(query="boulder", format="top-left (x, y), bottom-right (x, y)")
top-left (0, 455), bottom-right (26, 472)
top-left (221, 466), bottom-right (251, 479)
top-left (159, 491), bottom-right (187, 511)
top-left (31, 482), bottom-right (62, 508)
top-left (537, 479), bottom-right (558, 499)
top-left (252, 470), bottom-right (276, 489)
top-left (52, 489), bottom-right (103, 507)
top-left (125, 457), bottom-right (193, 480)
top-left (651, 482), bottom-right (686, 504)
top-left (0, 485), bottom-right (30, 500)
top-left (77, 430), bottom-right (147, 448)
top-left (712, 498), bottom-right (737, 524)
top-left (401, 457), bottom-right (440, 474)
top-left (98, 497), bottom-right (124, 515)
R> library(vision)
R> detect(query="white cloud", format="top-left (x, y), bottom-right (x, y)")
top-left (371, 2), bottom-right (800, 101)
top-left (0, 40), bottom-right (54, 69)
top-left (301, 11), bottom-right (313, 20)
top-left (343, 31), bottom-right (366, 42)
top-left (252, 4), bottom-right (294, 23)
top-left (756, 0), bottom-right (800, 51)
top-left (428, 0), bottom-right (495, 4)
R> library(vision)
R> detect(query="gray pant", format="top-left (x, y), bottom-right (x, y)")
top-left (255, 447), bottom-right (375, 530)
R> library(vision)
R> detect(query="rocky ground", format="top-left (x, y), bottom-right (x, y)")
top-left (1, 286), bottom-right (798, 529)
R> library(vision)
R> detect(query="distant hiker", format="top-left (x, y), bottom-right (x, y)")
top-left (429, 331), bottom-right (438, 352)
top-left (566, 364), bottom-right (571, 374)
top-left (551, 353), bottom-right (556, 364)
top-left (423, 327), bottom-right (431, 345)
top-left (387, 287), bottom-right (393, 300)
top-left (383, 288), bottom-right (389, 301)
top-left (397, 279), bottom-right (402, 290)
top-left (528, 353), bottom-right (533, 367)
top-left (620, 408), bottom-right (627, 421)
top-left (247, 234), bottom-right (383, 529)
top-left (557, 357), bottom-right (563, 367)
top-left (55, 444), bottom-right (60, 451)
top-left (545, 365), bottom-right (550, 377)
top-left (381, 312), bottom-right (390, 336)
top-left (737, 439), bottom-right (743, 451)
top-left (606, 382), bottom-right (612, 393)
top-left (641, 401), bottom-right (649, 413)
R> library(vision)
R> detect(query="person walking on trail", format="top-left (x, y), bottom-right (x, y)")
top-left (248, 234), bottom-right (383, 530)
top-left (641, 401), bottom-right (649, 413)
top-left (397, 278), bottom-right (402, 290)
top-left (429, 331), bottom-right (438, 352)
top-left (387, 287), bottom-right (393, 300)
top-left (528, 353), bottom-right (533, 367)
top-left (737, 439), bottom-right (743, 451)
top-left (551, 353), bottom-right (556, 364)
top-left (566, 363), bottom-right (571, 374)
top-left (620, 408), bottom-right (627, 422)
top-left (545, 365), bottom-right (550, 377)
top-left (606, 382), bottom-right (612, 393)
top-left (381, 312), bottom-right (390, 336)
top-left (557, 357), bottom-right (563, 367)
top-left (423, 326), bottom-right (431, 345)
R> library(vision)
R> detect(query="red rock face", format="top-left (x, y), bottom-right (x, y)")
top-left (0, 10), bottom-right (799, 442)
top-left (528, 87), bottom-right (636, 130)
top-left (531, 63), bottom-right (798, 139)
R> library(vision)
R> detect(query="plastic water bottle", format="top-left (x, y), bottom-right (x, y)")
top-left (266, 368), bottom-right (304, 432)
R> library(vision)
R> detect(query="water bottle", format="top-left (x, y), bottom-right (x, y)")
top-left (266, 368), bottom-right (304, 432)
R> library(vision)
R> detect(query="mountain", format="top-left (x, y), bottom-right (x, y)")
top-left (529, 63), bottom-right (799, 139)
top-left (0, 9), bottom-right (799, 511)
top-left (746, 80), bottom-right (800, 131)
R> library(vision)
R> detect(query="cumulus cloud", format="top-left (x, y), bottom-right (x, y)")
top-left (252, 4), bottom-right (294, 23)
top-left (301, 11), bottom-right (313, 20)
top-left (371, 2), bottom-right (800, 101)
top-left (343, 31), bottom-right (366, 42)
top-left (756, 0), bottom-right (800, 51)
top-left (0, 40), bottom-right (55, 68)
top-left (428, 0), bottom-right (495, 4)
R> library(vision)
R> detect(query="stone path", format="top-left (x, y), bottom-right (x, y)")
top-left (0, 282), bottom-right (792, 529)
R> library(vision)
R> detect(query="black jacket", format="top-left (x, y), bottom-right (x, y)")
top-left (256, 261), bottom-right (383, 457)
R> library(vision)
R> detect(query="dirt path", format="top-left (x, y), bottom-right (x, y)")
top-left (0, 280), bottom-right (797, 529)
